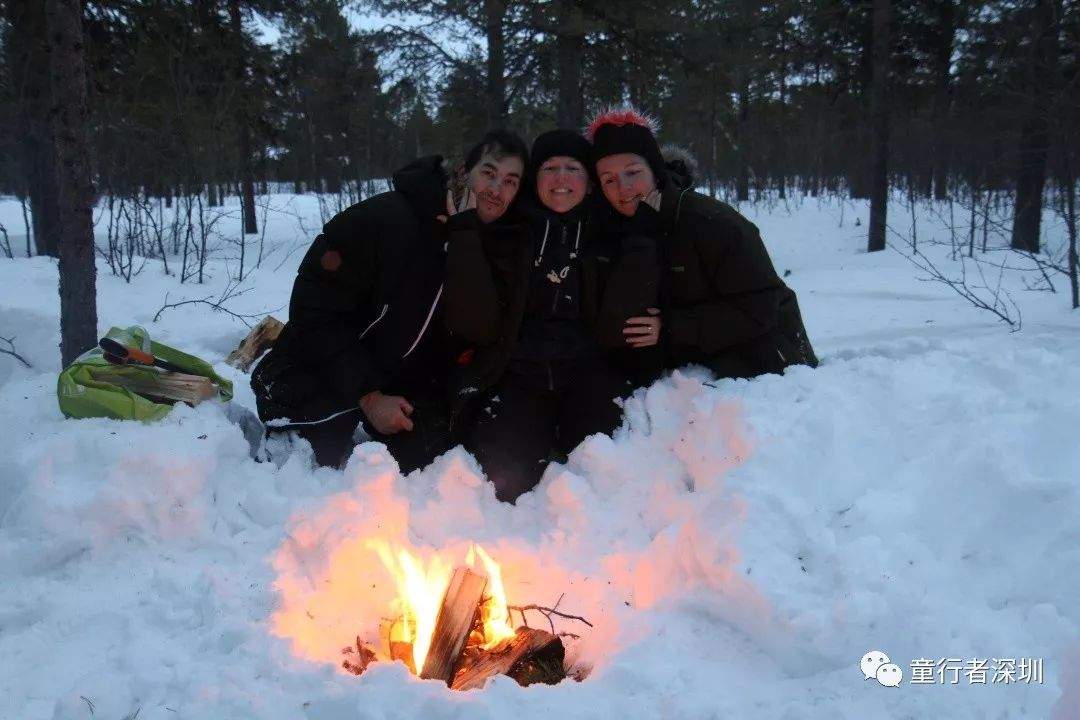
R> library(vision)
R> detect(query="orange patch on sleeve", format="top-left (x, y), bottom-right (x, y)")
top-left (320, 250), bottom-right (342, 271)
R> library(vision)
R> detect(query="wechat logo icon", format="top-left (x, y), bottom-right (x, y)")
top-left (861, 650), bottom-right (903, 687)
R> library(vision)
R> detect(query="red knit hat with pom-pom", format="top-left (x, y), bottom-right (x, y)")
top-left (586, 106), bottom-right (666, 188)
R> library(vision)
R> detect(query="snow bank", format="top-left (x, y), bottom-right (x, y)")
top-left (1, 192), bottom-right (1077, 718)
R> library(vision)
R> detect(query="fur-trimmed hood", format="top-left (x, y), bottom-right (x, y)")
top-left (661, 144), bottom-right (698, 190)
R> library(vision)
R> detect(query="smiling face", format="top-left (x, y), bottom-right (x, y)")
top-left (535, 156), bottom-right (589, 214)
top-left (596, 153), bottom-right (656, 217)
top-left (468, 153), bottom-right (524, 223)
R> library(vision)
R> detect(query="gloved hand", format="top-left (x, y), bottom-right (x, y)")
top-left (623, 194), bottom-right (662, 238)
top-left (445, 207), bottom-right (480, 232)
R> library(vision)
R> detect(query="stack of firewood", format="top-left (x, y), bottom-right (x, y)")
top-left (342, 568), bottom-right (568, 690)
top-left (89, 367), bottom-right (219, 406)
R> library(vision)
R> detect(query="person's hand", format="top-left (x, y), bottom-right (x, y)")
top-left (359, 391), bottom-right (414, 434)
top-left (438, 187), bottom-right (478, 223)
top-left (627, 192), bottom-right (662, 237)
top-left (623, 307), bottom-right (662, 348)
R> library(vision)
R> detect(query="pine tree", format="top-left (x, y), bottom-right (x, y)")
top-left (46, 0), bottom-right (98, 364)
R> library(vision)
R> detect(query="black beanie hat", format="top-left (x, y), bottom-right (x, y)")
top-left (529, 129), bottom-right (591, 177)
top-left (586, 107), bottom-right (666, 189)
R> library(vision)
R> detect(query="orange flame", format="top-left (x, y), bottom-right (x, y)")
top-left (368, 541), bottom-right (515, 672)
top-left (467, 544), bottom-right (516, 647)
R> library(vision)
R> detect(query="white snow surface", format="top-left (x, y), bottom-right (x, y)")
top-left (1, 191), bottom-right (1079, 719)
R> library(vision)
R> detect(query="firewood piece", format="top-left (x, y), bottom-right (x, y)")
top-left (420, 567), bottom-right (488, 683)
top-left (450, 627), bottom-right (564, 691)
top-left (341, 637), bottom-right (377, 676)
top-left (89, 368), bottom-right (218, 405)
top-left (225, 315), bottom-right (284, 371)
top-left (505, 633), bottom-right (566, 687)
top-left (390, 641), bottom-right (416, 675)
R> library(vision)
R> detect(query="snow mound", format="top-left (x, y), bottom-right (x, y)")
top-left (1, 192), bottom-right (1078, 718)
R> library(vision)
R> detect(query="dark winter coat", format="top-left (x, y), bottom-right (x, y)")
top-left (624, 181), bottom-right (818, 379)
top-left (253, 156), bottom-right (449, 420)
top-left (442, 200), bottom-right (655, 418)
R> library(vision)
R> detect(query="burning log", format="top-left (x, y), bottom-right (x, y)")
top-left (451, 627), bottom-right (565, 691)
top-left (225, 315), bottom-right (284, 371)
top-left (339, 547), bottom-right (586, 689)
top-left (420, 567), bottom-right (488, 682)
top-left (390, 640), bottom-right (416, 674)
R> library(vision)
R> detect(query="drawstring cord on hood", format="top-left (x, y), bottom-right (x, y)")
top-left (534, 219), bottom-right (551, 267)
top-left (534, 218), bottom-right (583, 266)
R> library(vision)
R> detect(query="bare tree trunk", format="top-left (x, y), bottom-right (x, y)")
top-left (1065, 159), bottom-right (1079, 310)
top-left (781, 63), bottom-right (790, 198)
top-left (484, 0), bottom-right (507, 126)
top-left (228, 0), bottom-right (258, 235)
top-left (850, 13), bottom-right (875, 201)
top-left (868, 0), bottom-right (891, 252)
top-left (736, 79), bottom-right (750, 202)
top-left (5, 0), bottom-right (61, 257)
top-left (777, 30), bottom-right (788, 200)
top-left (20, 195), bottom-right (33, 258)
top-left (969, 181), bottom-right (979, 258)
top-left (1012, 120), bottom-right (1050, 253)
top-left (1010, 0), bottom-right (1059, 253)
top-left (931, 0), bottom-right (955, 201)
top-left (708, 93), bottom-right (718, 198)
top-left (555, 0), bottom-right (584, 130)
top-left (46, 0), bottom-right (98, 365)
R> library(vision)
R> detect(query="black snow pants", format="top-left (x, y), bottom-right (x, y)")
top-left (251, 350), bottom-right (451, 472)
top-left (464, 357), bottom-right (630, 503)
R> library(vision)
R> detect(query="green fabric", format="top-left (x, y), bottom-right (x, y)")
top-left (57, 326), bottom-right (234, 421)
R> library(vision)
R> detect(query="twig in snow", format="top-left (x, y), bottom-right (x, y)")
top-left (153, 278), bottom-right (267, 328)
top-left (0, 335), bottom-right (32, 368)
top-left (887, 223), bottom-right (1021, 330)
top-left (508, 593), bottom-right (593, 636)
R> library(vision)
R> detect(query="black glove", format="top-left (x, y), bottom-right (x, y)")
top-left (446, 208), bottom-right (480, 233)
top-left (622, 201), bottom-right (662, 239)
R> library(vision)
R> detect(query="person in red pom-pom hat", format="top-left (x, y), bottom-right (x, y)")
top-left (587, 106), bottom-right (819, 379)
top-left (443, 128), bottom-right (655, 503)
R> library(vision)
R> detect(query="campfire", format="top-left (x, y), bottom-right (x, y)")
top-left (332, 541), bottom-right (590, 690)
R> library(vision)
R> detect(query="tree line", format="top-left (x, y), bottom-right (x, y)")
top-left (0, 0), bottom-right (1077, 291)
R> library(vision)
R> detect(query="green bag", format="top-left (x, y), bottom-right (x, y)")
top-left (57, 325), bottom-right (234, 421)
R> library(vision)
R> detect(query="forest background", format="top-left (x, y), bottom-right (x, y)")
top-left (1, 0), bottom-right (1078, 364)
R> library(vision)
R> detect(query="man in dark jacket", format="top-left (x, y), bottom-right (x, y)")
top-left (251, 156), bottom-right (453, 470)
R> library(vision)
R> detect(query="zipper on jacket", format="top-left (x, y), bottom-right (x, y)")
top-left (550, 221), bottom-right (581, 314)
top-left (547, 361), bottom-right (554, 391)
top-left (401, 284), bottom-right (443, 359)
top-left (359, 304), bottom-right (389, 340)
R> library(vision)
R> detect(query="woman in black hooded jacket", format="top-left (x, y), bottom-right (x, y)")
top-left (587, 108), bottom-right (818, 379)
top-left (444, 129), bottom-right (660, 502)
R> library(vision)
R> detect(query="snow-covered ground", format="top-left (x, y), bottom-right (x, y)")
top-left (1, 190), bottom-right (1078, 719)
